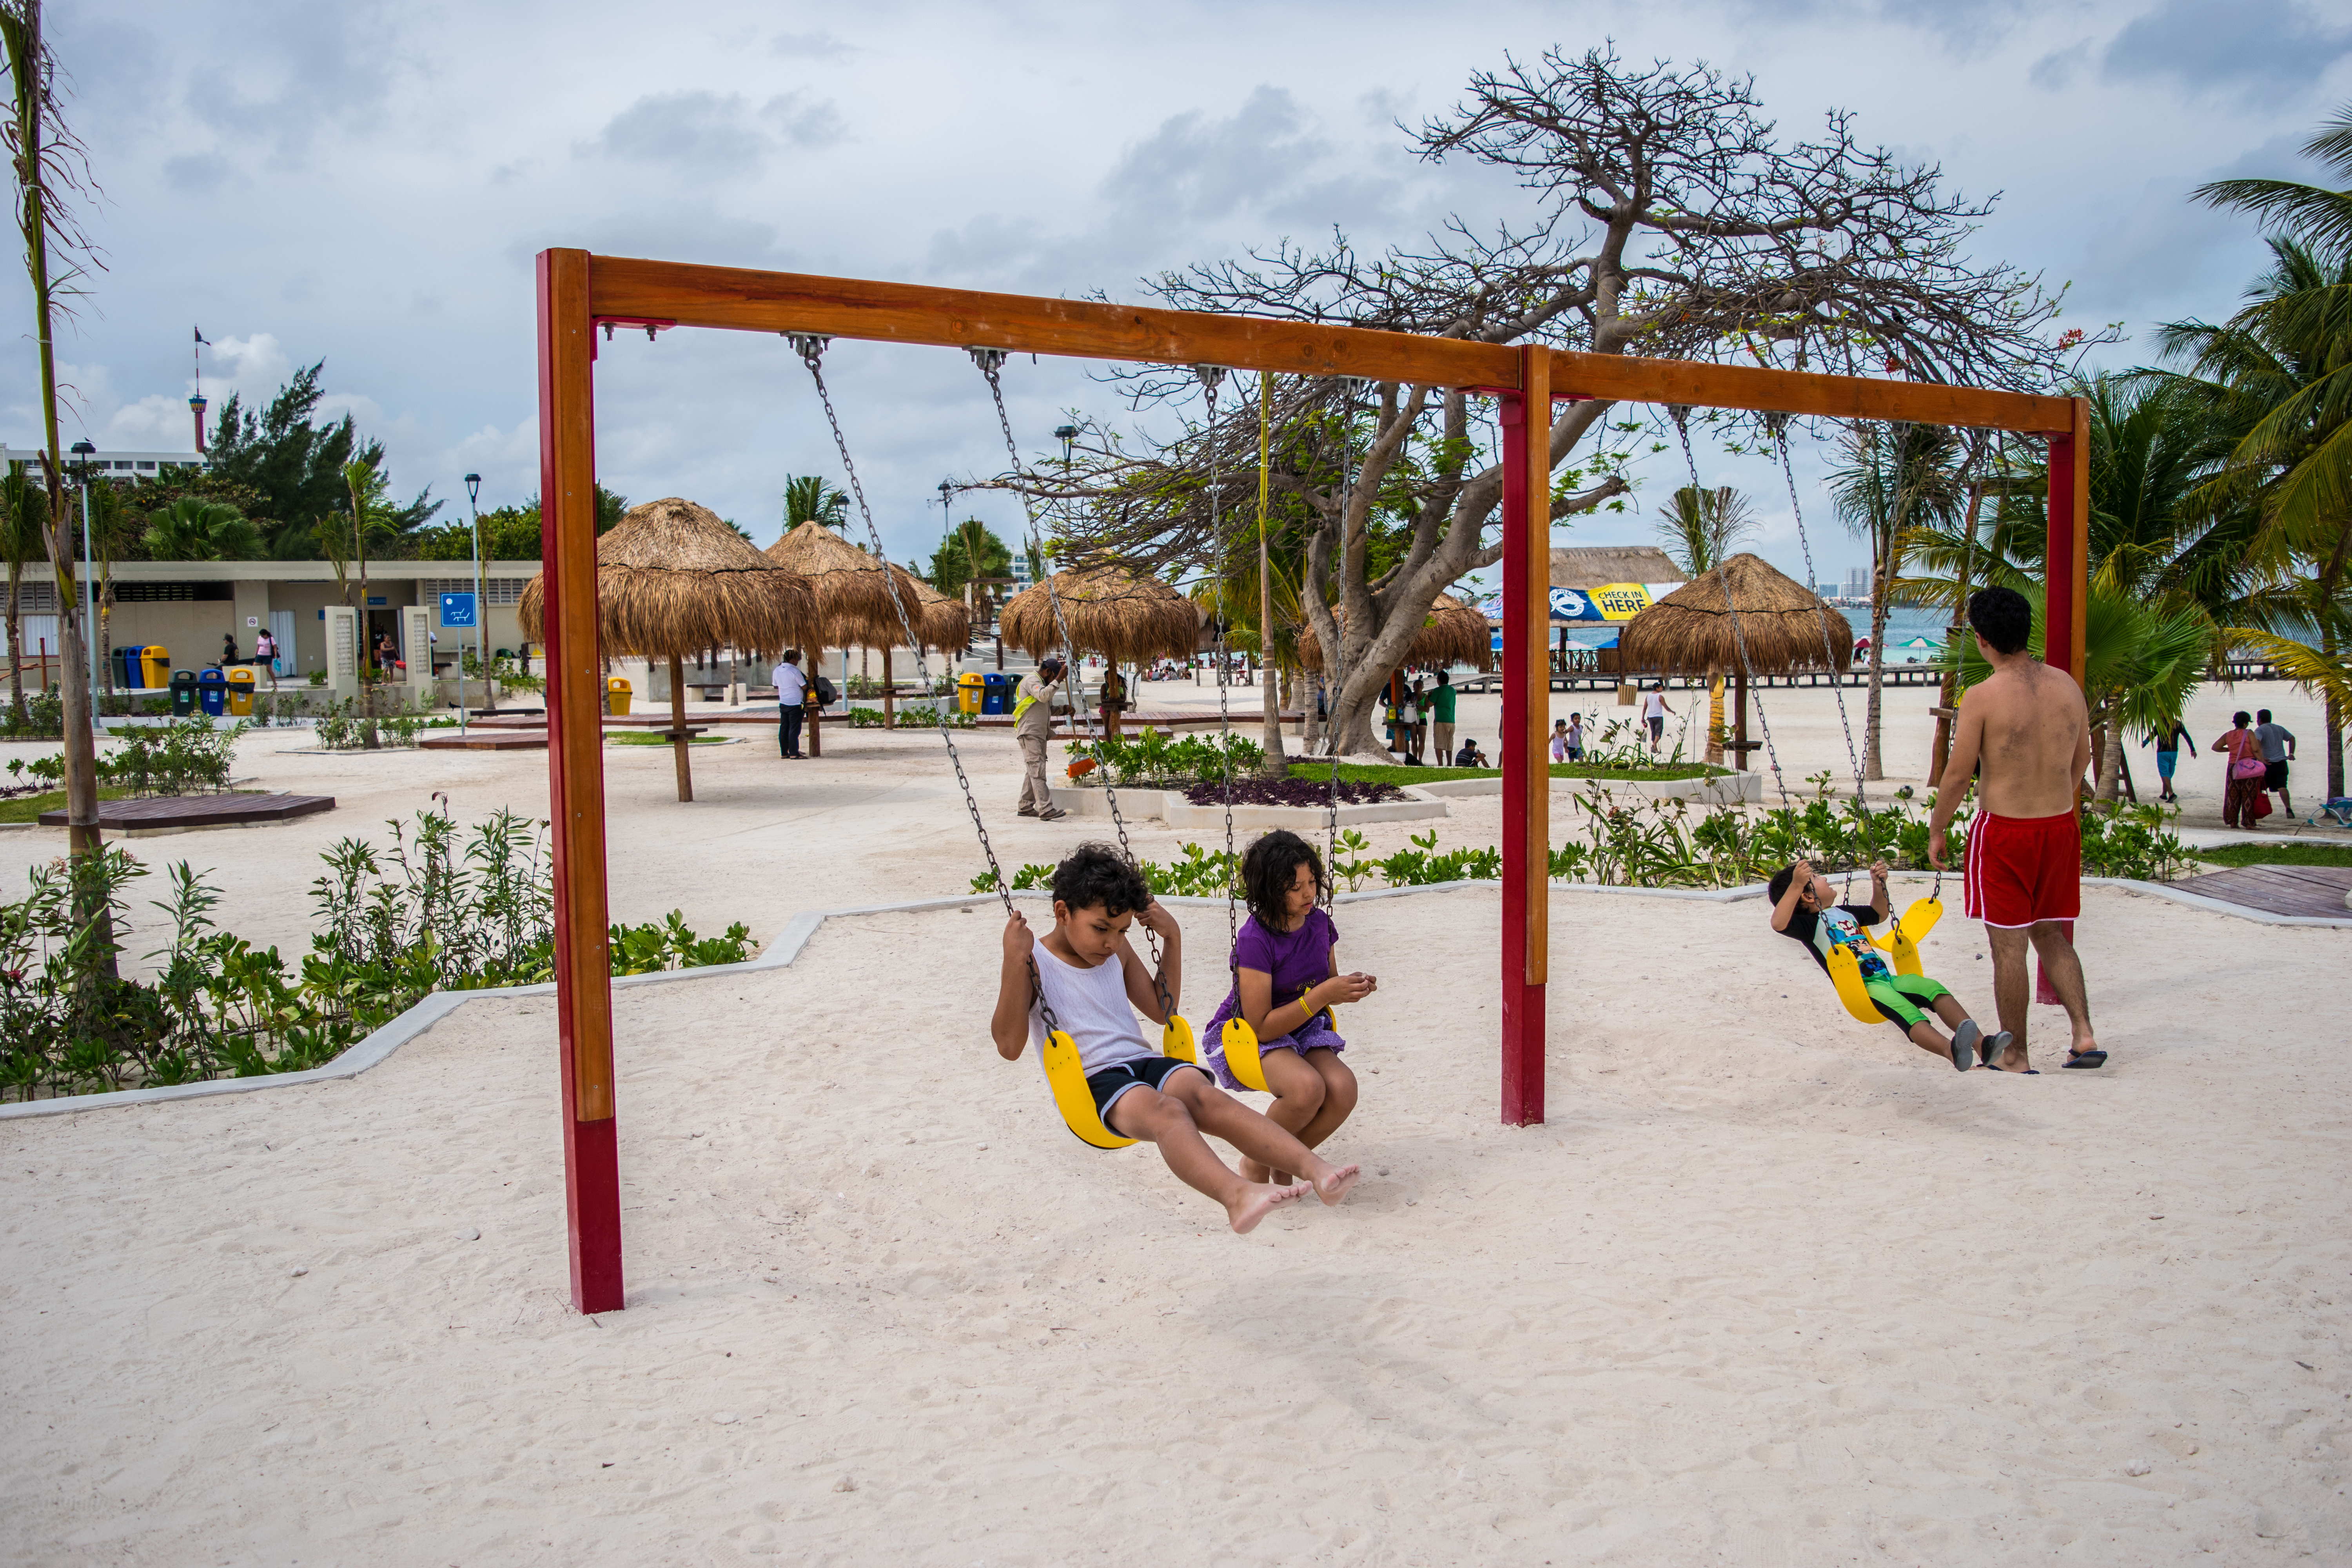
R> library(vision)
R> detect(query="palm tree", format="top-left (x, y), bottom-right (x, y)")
top-left (782, 474), bottom-right (848, 531)
top-left (1653, 484), bottom-right (1757, 578)
top-left (2152, 238), bottom-right (2352, 797)
top-left (1829, 422), bottom-right (1967, 779)
top-left (1, 459), bottom-right (43, 724)
top-left (142, 499), bottom-right (262, 561)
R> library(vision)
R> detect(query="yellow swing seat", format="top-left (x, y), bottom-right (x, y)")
top-left (1042, 1012), bottom-right (1199, 1150)
top-left (1827, 896), bottom-right (1944, 1023)
top-left (1219, 996), bottom-right (1339, 1095)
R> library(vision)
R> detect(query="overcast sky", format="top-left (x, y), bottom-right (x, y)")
top-left (9, 0), bottom-right (2347, 586)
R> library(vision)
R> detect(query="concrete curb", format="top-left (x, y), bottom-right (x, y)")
top-left (8, 869), bottom-right (2341, 1121)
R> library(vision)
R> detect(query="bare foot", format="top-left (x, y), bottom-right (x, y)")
top-left (1312, 1163), bottom-right (1361, 1207)
top-left (1227, 1182), bottom-right (1309, 1234)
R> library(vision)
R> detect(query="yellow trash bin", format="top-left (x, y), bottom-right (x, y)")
top-left (141, 645), bottom-right (171, 688)
top-left (607, 675), bottom-right (632, 715)
top-left (956, 671), bottom-right (984, 713)
top-left (226, 666), bottom-right (256, 716)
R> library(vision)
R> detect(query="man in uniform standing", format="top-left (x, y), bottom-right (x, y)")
top-left (1015, 656), bottom-right (1068, 820)
top-left (773, 649), bottom-right (808, 758)
top-left (1929, 586), bottom-right (2103, 1071)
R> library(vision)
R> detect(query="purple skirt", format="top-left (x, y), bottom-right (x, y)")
top-left (1202, 986), bottom-right (1348, 1093)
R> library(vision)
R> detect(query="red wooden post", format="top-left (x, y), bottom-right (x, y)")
top-left (539, 249), bottom-right (625, 1314)
top-left (2043, 397), bottom-right (2091, 688)
top-left (1498, 345), bottom-right (1550, 1125)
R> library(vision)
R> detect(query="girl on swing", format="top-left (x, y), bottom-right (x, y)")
top-left (1204, 830), bottom-right (1378, 1184)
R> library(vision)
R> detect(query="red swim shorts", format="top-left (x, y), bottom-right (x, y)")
top-left (1964, 809), bottom-right (2082, 928)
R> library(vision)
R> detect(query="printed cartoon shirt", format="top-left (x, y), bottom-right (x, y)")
top-left (1779, 902), bottom-right (1891, 982)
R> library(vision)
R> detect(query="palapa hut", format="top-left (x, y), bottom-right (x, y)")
top-left (520, 497), bottom-right (815, 802)
top-left (1298, 592), bottom-right (1494, 674)
top-left (766, 520), bottom-right (931, 726)
top-left (1000, 565), bottom-right (1203, 736)
top-left (910, 578), bottom-right (972, 657)
top-left (1615, 552), bottom-right (1851, 766)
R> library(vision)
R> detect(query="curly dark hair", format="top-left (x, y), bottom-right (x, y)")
top-left (1242, 829), bottom-right (1325, 932)
top-left (1051, 841), bottom-right (1151, 918)
top-left (1967, 585), bottom-right (2033, 656)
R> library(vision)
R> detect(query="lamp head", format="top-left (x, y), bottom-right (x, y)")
top-left (68, 439), bottom-right (96, 482)
top-left (464, 472), bottom-right (482, 505)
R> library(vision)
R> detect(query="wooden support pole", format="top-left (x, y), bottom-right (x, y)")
top-left (882, 646), bottom-right (894, 729)
top-left (2044, 397), bottom-right (2091, 690)
top-left (668, 650), bottom-right (693, 802)
top-left (537, 248), bottom-right (624, 1315)
top-left (1498, 345), bottom-right (1550, 1127)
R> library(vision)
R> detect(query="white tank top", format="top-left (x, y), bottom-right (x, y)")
top-left (1029, 940), bottom-right (1154, 1077)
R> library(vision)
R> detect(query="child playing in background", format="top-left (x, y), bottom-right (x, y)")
top-left (991, 843), bottom-right (1361, 1232)
top-left (1204, 830), bottom-right (1377, 1184)
top-left (1769, 857), bottom-right (2014, 1072)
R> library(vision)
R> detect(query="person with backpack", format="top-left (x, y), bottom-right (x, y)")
top-left (773, 650), bottom-right (809, 758)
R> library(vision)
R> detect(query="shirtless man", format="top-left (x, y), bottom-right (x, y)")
top-left (1927, 585), bottom-right (2103, 1071)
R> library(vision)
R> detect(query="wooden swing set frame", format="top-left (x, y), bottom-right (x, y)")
top-left (536, 248), bottom-right (2087, 1314)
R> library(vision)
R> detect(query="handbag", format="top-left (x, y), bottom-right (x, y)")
top-left (2251, 788), bottom-right (2274, 819)
top-left (2230, 751), bottom-right (2267, 781)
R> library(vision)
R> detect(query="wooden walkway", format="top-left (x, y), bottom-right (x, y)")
top-left (39, 792), bottom-right (336, 833)
top-left (420, 730), bottom-right (547, 751)
top-left (2170, 863), bottom-right (2352, 918)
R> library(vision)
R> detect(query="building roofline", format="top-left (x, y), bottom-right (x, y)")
top-left (17, 559), bottom-right (543, 582)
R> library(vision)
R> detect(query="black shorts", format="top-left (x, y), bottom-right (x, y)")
top-left (2266, 759), bottom-right (2289, 789)
top-left (1085, 1054), bottom-right (1209, 1128)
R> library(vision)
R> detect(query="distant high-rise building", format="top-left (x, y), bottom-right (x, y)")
top-left (1842, 566), bottom-right (1871, 600)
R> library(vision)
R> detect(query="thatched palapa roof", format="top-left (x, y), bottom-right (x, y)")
top-left (518, 496), bottom-right (815, 659)
top-left (910, 578), bottom-right (971, 654)
top-left (1615, 553), bottom-right (1854, 677)
top-left (765, 520), bottom-right (929, 649)
top-left (1299, 592), bottom-right (1493, 673)
top-left (999, 566), bottom-right (1203, 666)
top-left (1550, 544), bottom-right (1687, 591)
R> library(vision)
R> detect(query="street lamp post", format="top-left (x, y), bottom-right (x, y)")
top-left (465, 472), bottom-right (485, 728)
top-left (69, 441), bottom-right (97, 733)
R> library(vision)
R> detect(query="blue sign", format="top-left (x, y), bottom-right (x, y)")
top-left (439, 593), bottom-right (478, 628)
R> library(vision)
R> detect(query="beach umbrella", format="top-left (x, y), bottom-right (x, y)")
top-left (1297, 592), bottom-right (1494, 674)
top-left (765, 520), bottom-right (933, 726)
top-left (520, 496), bottom-right (816, 802)
top-left (1615, 553), bottom-right (1852, 768)
top-left (999, 564), bottom-right (1205, 667)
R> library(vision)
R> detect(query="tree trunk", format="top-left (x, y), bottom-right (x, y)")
top-left (1931, 478), bottom-right (1987, 785)
top-left (1706, 671), bottom-right (1725, 766)
top-left (1863, 537), bottom-right (1889, 781)
top-left (2327, 686), bottom-right (2343, 803)
top-left (668, 650), bottom-right (692, 802)
top-left (1303, 672), bottom-right (1321, 755)
top-left (6, 560), bottom-right (20, 725)
top-left (2093, 710), bottom-right (2125, 802)
top-left (881, 647), bottom-right (893, 729)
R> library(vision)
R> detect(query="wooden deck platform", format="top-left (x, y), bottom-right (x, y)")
top-left (2171, 863), bottom-right (2352, 918)
top-left (38, 791), bottom-right (336, 836)
top-left (420, 729), bottom-right (548, 751)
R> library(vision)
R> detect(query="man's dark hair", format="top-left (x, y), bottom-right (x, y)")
top-left (1437, 669), bottom-right (1451, 685)
top-left (2256, 709), bottom-right (2271, 724)
top-left (1967, 586), bottom-right (2033, 656)
top-left (783, 649), bottom-right (800, 663)
top-left (1768, 864), bottom-right (1798, 907)
top-left (1052, 842), bottom-right (1151, 918)
top-left (1242, 828), bottom-right (1325, 931)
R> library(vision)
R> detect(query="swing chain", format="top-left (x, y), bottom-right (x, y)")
top-left (1670, 405), bottom-right (1793, 814)
top-left (1766, 415), bottom-right (1877, 891)
top-left (793, 332), bottom-right (1068, 1039)
top-left (1195, 365), bottom-right (1238, 962)
top-left (1323, 376), bottom-right (1368, 904)
top-left (971, 349), bottom-right (1177, 1023)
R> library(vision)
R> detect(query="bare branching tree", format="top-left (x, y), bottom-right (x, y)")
top-left (995, 48), bottom-right (2082, 756)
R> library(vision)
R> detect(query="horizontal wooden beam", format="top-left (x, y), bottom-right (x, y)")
top-left (585, 254), bottom-right (2073, 433)
top-left (588, 256), bottom-right (1515, 390)
top-left (1543, 348), bottom-right (2075, 434)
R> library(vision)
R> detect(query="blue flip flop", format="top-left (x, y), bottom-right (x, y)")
top-left (2064, 1049), bottom-right (2108, 1069)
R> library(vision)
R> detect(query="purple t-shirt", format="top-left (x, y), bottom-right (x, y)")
top-left (1232, 907), bottom-right (1338, 1010)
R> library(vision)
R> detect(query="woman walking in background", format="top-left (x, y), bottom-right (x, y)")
top-left (2144, 718), bottom-right (2194, 805)
top-left (2214, 711), bottom-right (2265, 829)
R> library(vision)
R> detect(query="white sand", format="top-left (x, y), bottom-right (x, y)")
top-left (5, 879), bottom-right (2349, 1564)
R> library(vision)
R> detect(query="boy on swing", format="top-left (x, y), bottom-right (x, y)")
top-left (1769, 857), bottom-right (2011, 1072)
top-left (990, 844), bottom-right (1362, 1233)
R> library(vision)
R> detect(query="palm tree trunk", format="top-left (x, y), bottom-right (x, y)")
top-left (2094, 708), bottom-right (2124, 802)
top-left (6, 560), bottom-right (20, 725)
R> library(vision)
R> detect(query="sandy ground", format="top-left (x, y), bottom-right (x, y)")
top-left (4, 882), bottom-right (2348, 1565)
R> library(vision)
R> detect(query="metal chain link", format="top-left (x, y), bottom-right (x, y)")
top-left (789, 333), bottom-right (1069, 1038)
top-left (1671, 405), bottom-right (1794, 813)
top-left (1199, 367), bottom-right (1237, 965)
top-left (1765, 412), bottom-right (1877, 895)
top-left (971, 349), bottom-right (1175, 1021)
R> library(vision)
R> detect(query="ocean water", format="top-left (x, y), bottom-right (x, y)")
top-left (1844, 606), bottom-right (1954, 657)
